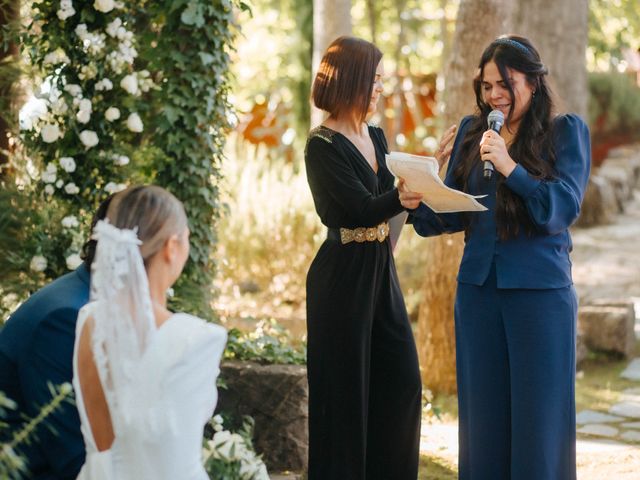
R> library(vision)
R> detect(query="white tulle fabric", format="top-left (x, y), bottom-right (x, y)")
top-left (73, 220), bottom-right (227, 480)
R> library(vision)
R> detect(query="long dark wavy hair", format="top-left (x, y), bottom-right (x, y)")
top-left (453, 35), bottom-right (557, 239)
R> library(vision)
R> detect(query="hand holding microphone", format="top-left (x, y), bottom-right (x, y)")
top-left (482, 110), bottom-right (504, 180)
top-left (480, 110), bottom-right (516, 180)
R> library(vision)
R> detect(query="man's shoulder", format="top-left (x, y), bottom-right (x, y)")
top-left (0, 267), bottom-right (90, 354)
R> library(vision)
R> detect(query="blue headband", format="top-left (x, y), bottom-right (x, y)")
top-left (494, 38), bottom-right (530, 55)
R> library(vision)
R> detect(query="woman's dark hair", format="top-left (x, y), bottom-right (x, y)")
top-left (311, 36), bottom-right (382, 122)
top-left (454, 34), bottom-right (556, 239)
top-left (81, 194), bottom-right (115, 269)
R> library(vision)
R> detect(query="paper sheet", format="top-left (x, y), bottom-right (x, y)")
top-left (386, 152), bottom-right (488, 213)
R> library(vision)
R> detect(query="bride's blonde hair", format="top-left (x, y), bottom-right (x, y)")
top-left (107, 185), bottom-right (188, 262)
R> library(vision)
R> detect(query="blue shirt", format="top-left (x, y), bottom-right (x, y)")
top-left (410, 113), bottom-right (591, 289)
top-left (0, 265), bottom-right (90, 479)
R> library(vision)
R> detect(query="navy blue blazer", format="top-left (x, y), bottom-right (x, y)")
top-left (410, 113), bottom-right (591, 289)
top-left (0, 265), bottom-right (90, 479)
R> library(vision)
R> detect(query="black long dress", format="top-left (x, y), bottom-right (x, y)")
top-left (304, 124), bottom-right (421, 480)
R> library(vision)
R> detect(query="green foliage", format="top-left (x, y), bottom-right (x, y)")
top-left (2, 1), bottom-right (245, 318)
top-left (0, 383), bottom-right (73, 480)
top-left (588, 0), bottom-right (640, 71)
top-left (135, 0), bottom-right (248, 317)
top-left (588, 72), bottom-right (640, 139)
top-left (224, 319), bottom-right (306, 365)
top-left (1, 0), bottom-right (155, 295)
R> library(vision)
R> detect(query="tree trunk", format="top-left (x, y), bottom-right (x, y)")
top-left (418, 0), bottom-right (513, 395)
top-left (511, 0), bottom-right (589, 117)
top-left (0, 0), bottom-right (19, 174)
top-left (311, 0), bottom-right (352, 126)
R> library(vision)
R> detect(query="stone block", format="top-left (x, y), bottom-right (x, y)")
top-left (217, 361), bottom-right (308, 473)
top-left (598, 166), bottom-right (634, 211)
top-left (578, 303), bottom-right (636, 358)
top-left (576, 174), bottom-right (618, 227)
top-left (576, 329), bottom-right (587, 368)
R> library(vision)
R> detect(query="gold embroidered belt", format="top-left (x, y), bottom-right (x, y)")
top-left (328, 222), bottom-right (390, 244)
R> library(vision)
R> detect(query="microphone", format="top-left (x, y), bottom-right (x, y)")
top-left (484, 109), bottom-right (504, 180)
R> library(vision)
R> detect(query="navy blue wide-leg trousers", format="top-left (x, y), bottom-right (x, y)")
top-left (455, 264), bottom-right (577, 480)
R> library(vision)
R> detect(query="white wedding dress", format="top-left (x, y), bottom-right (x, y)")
top-left (73, 305), bottom-right (227, 480)
top-left (71, 220), bottom-right (227, 480)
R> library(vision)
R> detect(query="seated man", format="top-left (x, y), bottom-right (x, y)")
top-left (0, 198), bottom-right (111, 479)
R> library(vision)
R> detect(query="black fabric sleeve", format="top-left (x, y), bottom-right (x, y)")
top-left (305, 136), bottom-right (404, 226)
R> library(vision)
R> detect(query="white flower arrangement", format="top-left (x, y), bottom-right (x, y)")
top-left (203, 416), bottom-right (269, 480)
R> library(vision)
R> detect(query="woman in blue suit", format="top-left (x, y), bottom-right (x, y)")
top-left (400, 35), bottom-right (590, 480)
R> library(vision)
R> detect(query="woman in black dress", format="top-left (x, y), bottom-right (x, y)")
top-left (304, 36), bottom-right (423, 480)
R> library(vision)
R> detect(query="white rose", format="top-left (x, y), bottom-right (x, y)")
top-left (41, 124), bottom-right (61, 143)
top-left (42, 163), bottom-right (57, 184)
top-left (76, 109), bottom-right (91, 124)
top-left (30, 255), bottom-right (47, 272)
top-left (104, 182), bottom-right (126, 194)
top-left (115, 155), bottom-right (129, 166)
top-left (120, 74), bottom-right (139, 95)
top-left (57, 6), bottom-right (76, 20)
top-left (79, 130), bottom-right (99, 148)
top-left (42, 171), bottom-right (56, 183)
top-left (106, 18), bottom-right (122, 37)
top-left (105, 107), bottom-right (120, 121)
top-left (95, 78), bottom-right (113, 91)
top-left (66, 253), bottom-right (83, 270)
top-left (126, 113), bottom-right (143, 132)
top-left (79, 98), bottom-right (92, 113)
top-left (61, 215), bottom-right (79, 228)
top-left (56, 179), bottom-right (64, 188)
top-left (74, 24), bottom-right (87, 38)
top-left (60, 157), bottom-right (76, 172)
top-left (44, 185), bottom-right (54, 195)
top-left (43, 49), bottom-right (70, 65)
top-left (51, 98), bottom-right (68, 116)
top-left (93, 0), bottom-right (114, 13)
top-left (65, 182), bottom-right (80, 194)
top-left (64, 84), bottom-right (82, 97)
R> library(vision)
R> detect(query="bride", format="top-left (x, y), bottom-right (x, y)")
top-left (72, 185), bottom-right (227, 479)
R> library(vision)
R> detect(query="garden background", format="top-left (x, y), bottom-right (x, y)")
top-left (1, 0), bottom-right (640, 479)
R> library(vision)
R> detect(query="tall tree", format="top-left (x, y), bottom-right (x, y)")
top-left (418, 0), bottom-right (512, 394)
top-left (511, 0), bottom-right (589, 117)
top-left (311, 0), bottom-right (352, 125)
top-left (0, 0), bottom-right (19, 174)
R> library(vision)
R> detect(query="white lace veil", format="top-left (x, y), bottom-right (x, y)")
top-left (89, 219), bottom-right (157, 429)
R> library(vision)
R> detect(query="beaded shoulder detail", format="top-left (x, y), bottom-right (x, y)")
top-left (308, 125), bottom-right (336, 144)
